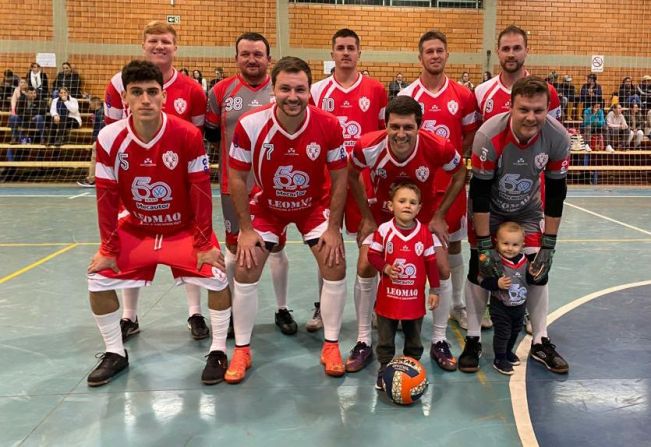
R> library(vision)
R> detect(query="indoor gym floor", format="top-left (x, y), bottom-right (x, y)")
top-left (0, 186), bottom-right (650, 447)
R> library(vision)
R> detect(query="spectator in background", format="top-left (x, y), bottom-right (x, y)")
top-left (582, 102), bottom-right (605, 151)
top-left (558, 75), bottom-right (578, 120)
top-left (637, 75), bottom-right (651, 112)
top-left (77, 96), bottom-right (105, 187)
top-left (52, 62), bottom-right (82, 98)
top-left (8, 86), bottom-right (47, 144)
top-left (192, 69), bottom-right (208, 93)
top-left (458, 71), bottom-right (474, 90)
top-left (361, 69), bottom-right (370, 76)
top-left (388, 72), bottom-right (405, 100)
top-left (10, 78), bottom-right (28, 114)
top-left (618, 76), bottom-right (640, 106)
top-left (645, 106), bottom-right (651, 137)
top-left (49, 87), bottom-right (81, 145)
top-left (624, 103), bottom-right (645, 148)
top-left (481, 71), bottom-right (492, 83)
top-left (180, 67), bottom-right (190, 76)
top-left (1, 70), bottom-right (20, 109)
top-left (26, 62), bottom-right (48, 100)
top-left (580, 73), bottom-right (603, 109)
top-left (605, 103), bottom-right (632, 151)
top-left (209, 67), bottom-right (224, 89)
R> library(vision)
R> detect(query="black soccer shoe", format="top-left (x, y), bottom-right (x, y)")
top-left (188, 314), bottom-right (210, 340)
top-left (120, 318), bottom-right (140, 342)
top-left (201, 350), bottom-right (228, 385)
top-left (275, 308), bottom-right (298, 335)
top-left (530, 337), bottom-right (569, 374)
top-left (458, 336), bottom-right (482, 373)
top-left (87, 351), bottom-right (129, 387)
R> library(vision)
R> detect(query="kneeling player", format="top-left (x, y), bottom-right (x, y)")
top-left (87, 60), bottom-right (231, 387)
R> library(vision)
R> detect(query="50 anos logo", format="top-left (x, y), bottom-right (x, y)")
top-left (131, 177), bottom-right (173, 210)
top-left (272, 165), bottom-right (310, 197)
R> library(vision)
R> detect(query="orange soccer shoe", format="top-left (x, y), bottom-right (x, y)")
top-left (320, 341), bottom-right (345, 377)
top-left (224, 346), bottom-right (252, 384)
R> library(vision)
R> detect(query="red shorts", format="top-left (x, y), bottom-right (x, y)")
top-left (435, 189), bottom-right (467, 242)
top-left (250, 203), bottom-right (330, 245)
top-left (222, 194), bottom-right (287, 247)
top-left (88, 223), bottom-right (228, 292)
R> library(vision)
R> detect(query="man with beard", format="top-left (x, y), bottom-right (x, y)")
top-left (205, 32), bottom-right (294, 336)
top-left (398, 30), bottom-right (481, 371)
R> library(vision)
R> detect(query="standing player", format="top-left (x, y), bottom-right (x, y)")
top-left (205, 32), bottom-right (295, 336)
top-left (225, 57), bottom-right (349, 383)
top-left (399, 30), bottom-right (480, 370)
top-left (349, 97), bottom-right (466, 373)
top-left (103, 21), bottom-right (210, 342)
top-left (310, 28), bottom-right (387, 372)
top-left (462, 76), bottom-right (570, 374)
top-left (87, 60), bottom-right (230, 387)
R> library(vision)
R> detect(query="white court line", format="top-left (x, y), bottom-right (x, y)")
top-left (68, 192), bottom-right (90, 199)
top-left (565, 202), bottom-right (651, 236)
top-left (510, 279), bottom-right (651, 447)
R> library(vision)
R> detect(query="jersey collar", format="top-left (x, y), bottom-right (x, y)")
top-left (330, 72), bottom-right (362, 93)
top-left (507, 116), bottom-right (540, 148)
top-left (238, 73), bottom-right (271, 91)
top-left (390, 218), bottom-right (421, 240)
top-left (164, 69), bottom-right (178, 90)
top-left (127, 112), bottom-right (168, 149)
top-left (415, 75), bottom-right (449, 99)
top-left (271, 104), bottom-right (310, 140)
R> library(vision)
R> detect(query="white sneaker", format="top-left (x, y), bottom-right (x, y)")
top-left (305, 302), bottom-right (323, 332)
top-left (449, 307), bottom-right (468, 330)
top-left (481, 307), bottom-right (493, 329)
top-left (524, 313), bottom-right (533, 335)
top-left (584, 144), bottom-right (592, 152)
top-left (606, 144), bottom-right (615, 152)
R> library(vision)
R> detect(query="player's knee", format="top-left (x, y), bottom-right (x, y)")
top-left (321, 263), bottom-right (346, 281)
top-left (89, 290), bottom-right (119, 314)
top-left (448, 240), bottom-right (462, 255)
top-left (226, 243), bottom-right (237, 255)
top-left (208, 287), bottom-right (231, 310)
top-left (356, 253), bottom-right (375, 278)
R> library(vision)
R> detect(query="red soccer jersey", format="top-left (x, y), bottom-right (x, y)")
top-left (351, 129), bottom-right (462, 225)
top-left (310, 74), bottom-right (387, 152)
top-left (474, 71), bottom-right (561, 121)
top-left (399, 76), bottom-right (480, 192)
top-left (229, 104), bottom-right (347, 216)
top-left (206, 74), bottom-right (274, 193)
top-left (369, 219), bottom-right (438, 320)
top-left (95, 113), bottom-right (213, 257)
top-left (104, 69), bottom-right (206, 128)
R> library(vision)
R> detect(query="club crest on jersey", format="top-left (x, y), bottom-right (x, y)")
top-left (359, 96), bottom-right (370, 112)
top-left (415, 166), bottom-right (430, 182)
top-left (306, 142), bottom-right (321, 161)
top-left (375, 168), bottom-right (387, 179)
top-left (387, 241), bottom-right (393, 254)
top-left (174, 98), bottom-right (187, 115)
top-left (415, 242), bottom-right (424, 256)
top-left (485, 98), bottom-right (494, 114)
top-left (162, 151), bottom-right (179, 170)
top-left (535, 153), bottom-right (549, 170)
top-left (447, 100), bottom-right (459, 115)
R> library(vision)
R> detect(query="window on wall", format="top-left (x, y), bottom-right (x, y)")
top-left (293, 0), bottom-right (482, 8)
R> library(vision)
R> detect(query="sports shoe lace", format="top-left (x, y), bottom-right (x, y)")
top-left (436, 341), bottom-right (452, 357)
top-left (277, 308), bottom-right (294, 324)
top-left (351, 341), bottom-right (369, 356)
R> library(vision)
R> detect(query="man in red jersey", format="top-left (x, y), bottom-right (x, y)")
top-left (311, 28), bottom-right (388, 372)
top-left (225, 57), bottom-right (348, 384)
top-left (205, 32), bottom-right (295, 336)
top-left (399, 30), bottom-right (481, 370)
top-left (103, 21), bottom-right (210, 344)
top-left (87, 60), bottom-right (230, 387)
top-left (349, 96), bottom-right (466, 373)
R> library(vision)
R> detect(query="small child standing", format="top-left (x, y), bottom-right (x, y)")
top-left (480, 222), bottom-right (537, 375)
top-left (366, 181), bottom-right (440, 389)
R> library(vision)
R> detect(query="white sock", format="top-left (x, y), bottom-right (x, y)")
top-left (93, 309), bottom-right (125, 357)
top-left (431, 277), bottom-right (452, 343)
top-left (527, 284), bottom-right (549, 344)
top-left (448, 253), bottom-right (465, 309)
top-left (316, 271), bottom-right (324, 302)
top-left (225, 249), bottom-right (236, 293)
top-left (121, 288), bottom-right (139, 321)
top-left (268, 250), bottom-right (289, 309)
top-left (208, 307), bottom-right (231, 353)
top-left (232, 280), bottom-right (259, 346)
top-left (465, 279), bottom-right (488, 339)
top-left (354, 275), bottom-right (377, 345)
top-left (320, 278), bottom-right (347, 342)
top-left (185, 283), bottom-right (202, 316)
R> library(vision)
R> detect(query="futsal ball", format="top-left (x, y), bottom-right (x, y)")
top-left (382, 356), bottom-right (429, 405)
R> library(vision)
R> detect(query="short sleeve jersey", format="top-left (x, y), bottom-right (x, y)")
top-left (351, 129), bottom-right (462, 224)
top-left (95, 114), bottom-right (212, 254)
top-left (369, 219), bottom-right (436, 320)
top-left (474, 72), bottom-right (562, 121)
top-left (229, 104), bottom-right (347, 215)
top-left (492, 254), bottom-right (529, 306)
top-left (399, 76), bottom-right (480, 191)
top-left (310, 74), bottom-right (387, 152)
top-left (205, 74), bottom-right (273, 193)
top-left (104, 69), bottom-right (207, 128)
top-left (470, 113), bottom-right (571, 217)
